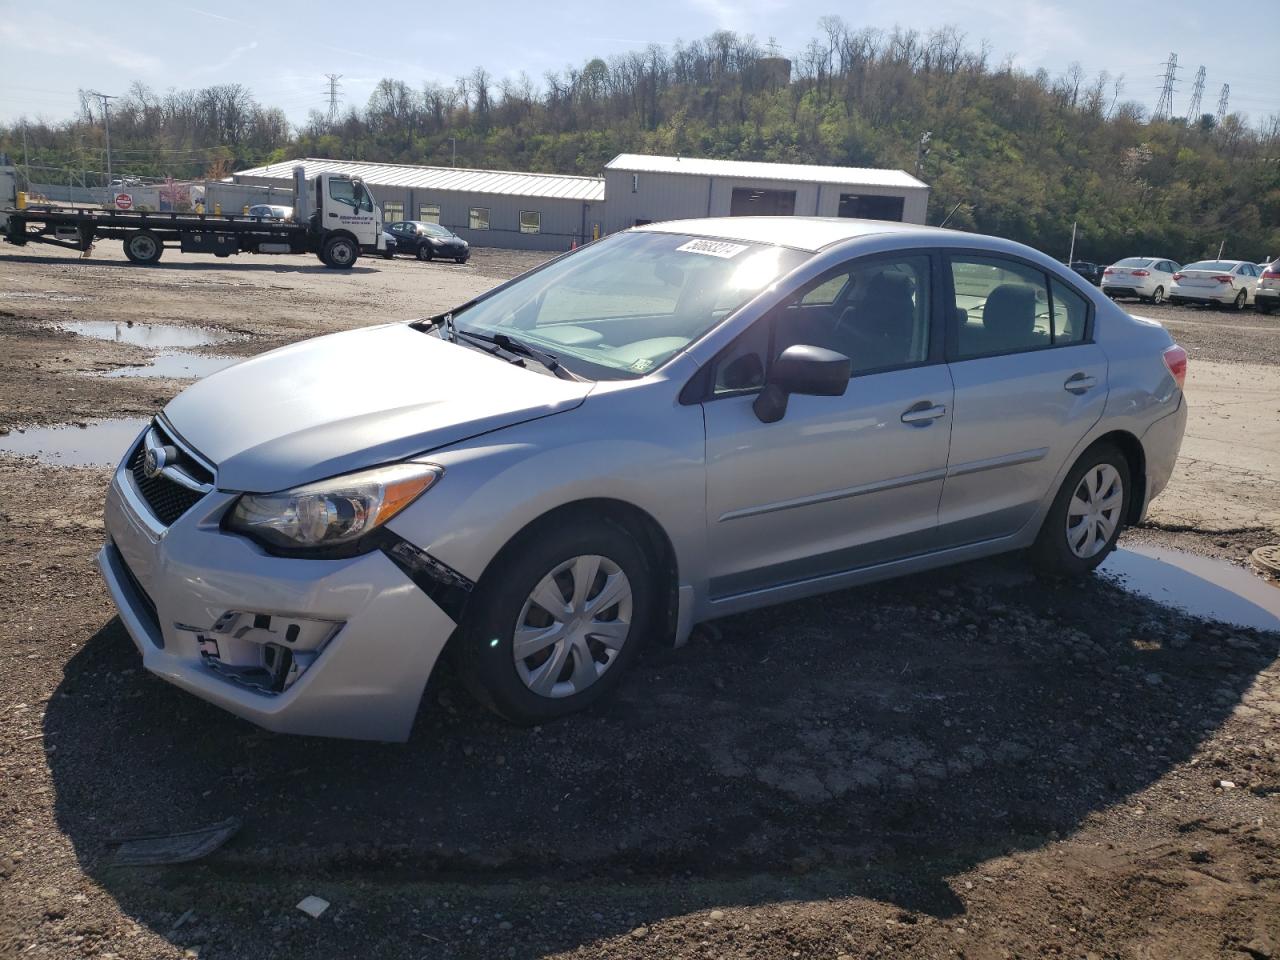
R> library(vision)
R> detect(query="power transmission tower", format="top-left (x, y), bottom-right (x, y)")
top-left (85, 90), bottom-right (117, 186)
top-left (1215, 84), bottom-right (1230, 123)
top-left (1185, 66), bottom-right (1205, 122)
top-left (1153, 52), bottom-right (1178, 121)
top-left (324, 74), bottom-right (343, 125)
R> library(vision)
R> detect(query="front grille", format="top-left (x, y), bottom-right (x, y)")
top-left (128, 438), bottom-right (207, 526)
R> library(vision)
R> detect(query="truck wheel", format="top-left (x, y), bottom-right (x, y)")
top-left (321, 235), bottom-right (358, 269)
top-left (123, 231), bottom-right (163, 265)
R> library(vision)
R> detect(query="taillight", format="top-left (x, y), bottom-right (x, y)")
top-left (1212, 275), bottom-right (1234, 284)
top-left (1263, 269), bottom-right (1280, 280)
top-left (1103, 268), bottom-right (1114, 275)
top-left (1163, 344), bottom-right (1187, 390)
top-left (1131, 269), bottom-right (1150, 277)
top-left (1172, 272), bottom-right (1184, 281)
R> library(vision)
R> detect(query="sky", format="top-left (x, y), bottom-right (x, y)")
top-left (0, 0), bottom-right (1275, 129)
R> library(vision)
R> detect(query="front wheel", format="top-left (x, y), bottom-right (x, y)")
top-left (1031, 444), bottom-right (1130, 576)
top-left (454, 521), bottom-right (655, 724)
top-left (123, 231), bottom-right (163, 265)
top-left (416, 244), bottom-right (433, 262)
top-left (320, 235), bottom-right (358, 269)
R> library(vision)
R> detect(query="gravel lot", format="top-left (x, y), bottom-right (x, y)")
top-left (1, 245), bottom-right (1278, 960)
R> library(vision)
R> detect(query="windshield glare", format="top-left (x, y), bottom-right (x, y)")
top-left (1114, 258), bottom-right (1152, 267)
top-left (451, 231), bottom-right (806, 379)
top-left (422, 223), bottom-right (453, 238)
top-left (1185, 261), bottom-right (1235, 271)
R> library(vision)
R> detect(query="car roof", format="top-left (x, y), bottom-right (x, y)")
top-left (634, 216), bottom-right (962, 253)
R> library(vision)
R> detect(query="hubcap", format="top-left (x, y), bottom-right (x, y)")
top-left (513, 555), bottom-right (632, 699)
top-left (1153, 287), bottom-right (1163, 304)
top-left (1066, 464), bottom-right (1123, 559)
top-left (132, 236), bottom-right (156, 258)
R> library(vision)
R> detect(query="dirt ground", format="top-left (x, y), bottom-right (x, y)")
top-left (1, 244), bottom-right (1277, 960)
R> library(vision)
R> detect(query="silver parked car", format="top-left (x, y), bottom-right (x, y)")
top-left (98, 218), bottom-right (1188, 741)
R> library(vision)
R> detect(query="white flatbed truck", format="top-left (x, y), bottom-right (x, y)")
top-left (0, 164), bottom-right (384, 268)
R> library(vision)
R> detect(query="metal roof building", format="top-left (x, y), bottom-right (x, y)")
top-left (232, 158), bottom-right (606, 251)
top-left (602, 154), bottom-right (929, 233)
top-left (231, 154), bottom-right (928, 252)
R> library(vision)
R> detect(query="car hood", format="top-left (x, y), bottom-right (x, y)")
top-left (163, 323), bottom-right (592, 492)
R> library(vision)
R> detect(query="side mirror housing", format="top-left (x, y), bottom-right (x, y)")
top-left (753, 344), bottom-right (850, 423)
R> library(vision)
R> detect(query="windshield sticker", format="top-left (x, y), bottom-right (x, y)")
top-left (675, 239), bottom-right (749, 259)
top-left (630, 358), bottom-right (655, 373)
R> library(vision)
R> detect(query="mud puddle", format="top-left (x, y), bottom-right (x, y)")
top-left (61, 320), bottom-right (239, 348)
top-left (0, 418), bottom-right (146, 467)
top-left (99, 353), bottom-right (238, 379)
top-left (1100, 543), bottom-right (1280, 632)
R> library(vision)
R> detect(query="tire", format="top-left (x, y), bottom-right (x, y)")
top-left (415, 243), bottom-right (433, 262)
top-left (456, 257), bottom-right (468, 264)
top-left (1151, 285), bottom-right (1165, 305)
top-left (320, 234), bottom-right (357, 269)
top-left (1169, 297), bottom-right (1184, 307)
top-left (1232, 289), bottom-right (1247, 311)
top-left (1258, 302), bottom-right (1274, 315)
top-left (122, 231), bottom-right (163, 265)
top-left (1031, 443), bottom-right (1130, 577)
top-left (454, 520), bottom-right (656, 724)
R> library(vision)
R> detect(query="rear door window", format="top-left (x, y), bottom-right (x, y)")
top-left (949, 256), bottom-right (1052, 358)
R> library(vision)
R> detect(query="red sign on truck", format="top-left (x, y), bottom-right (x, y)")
top-left (114, 193), bottom-right (133, 210)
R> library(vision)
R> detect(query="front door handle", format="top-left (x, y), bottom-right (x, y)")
top-left (901, 401), bottom-right (947, 425)
top-left (1064, 372), bottom-right (1097, 394)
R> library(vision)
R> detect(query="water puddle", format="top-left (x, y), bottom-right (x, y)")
top-left (99, 353), bottom-right (239, 379)
top-left (61, 320), bottom-right (238, 349)
top-left (1100, 544), bottom-right (1280, 632)
top-left (0, 418), bottom-right (147, 467)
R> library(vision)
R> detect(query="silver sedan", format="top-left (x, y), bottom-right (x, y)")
top-left (98, 218), bottom-right (1188, 740)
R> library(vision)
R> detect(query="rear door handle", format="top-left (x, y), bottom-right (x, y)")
top-left (1064, 372), bottom-right (1097, 394)
top-left (901, 401), bottom-right (948, 425)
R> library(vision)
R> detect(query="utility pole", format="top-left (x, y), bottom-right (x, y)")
top-left (1153, 52), bottom-right (1178, 121)
top-left (447, 136), bottom-right (456, 166)
top-left (324, 74), bottom-right (343, 126)
top-left (1185, 66), bottom-right (1205, 122)
top-left (1215, 84), bottom-right (1230, 123)
top-left (85, 90), bottom-right (116, 186)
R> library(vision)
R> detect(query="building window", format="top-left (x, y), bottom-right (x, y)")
top-left (838, 193), bottom-right (905, 222)
top-left (632, 173), bottom-right (638, 193)
top-left (419, 203), bottom-right (440, 224)
top-left (469, 207), bottom-right (490, 230)
top-left (519, 210), bottom-right (540, 234)
top-left (382, 201), bottom-right (404, 223)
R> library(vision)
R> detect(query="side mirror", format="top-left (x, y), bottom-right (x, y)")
top-left (753, 344), bottom-right (850, 423)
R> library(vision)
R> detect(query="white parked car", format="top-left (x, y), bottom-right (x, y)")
top-left (1256, 259), bottom-right (1280, 315)
top-left (1169, 260), bottom-right (1260, 310)
top-left (1101, 257), bottom-right (1180, 304)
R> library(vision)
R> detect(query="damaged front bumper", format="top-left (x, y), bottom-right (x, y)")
top-left (98, 455), bottom-right (460, 742)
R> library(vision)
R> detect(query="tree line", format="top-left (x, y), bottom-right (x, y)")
top-left (3, 21), bottom-right (1277, 262)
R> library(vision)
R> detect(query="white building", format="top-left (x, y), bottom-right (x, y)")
top-left (231, 153), bottom-right (929, 251)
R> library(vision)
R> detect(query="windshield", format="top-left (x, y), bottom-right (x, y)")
top-left (1184, 261), bottom-right (1236, 271)
top-left (1114, 257), bottom-right (1153, 268)
top-left (450, 231), bottom-right (807, 380)
top-left (422, 223), bottom-right (453, 238)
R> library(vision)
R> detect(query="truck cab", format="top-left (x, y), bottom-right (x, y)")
top-left (305, 172), bottom-right (384, 266)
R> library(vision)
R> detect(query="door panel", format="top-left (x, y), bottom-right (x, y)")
top-left (939, 344), bottom-right (1108, 544)
top-left (703, 364), bottom-right (955, 597)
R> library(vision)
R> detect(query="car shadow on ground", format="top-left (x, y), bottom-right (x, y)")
top-left (42, 552), bottom-right (1279, 956)
top-left (0, 253), bottom-right (381, 274)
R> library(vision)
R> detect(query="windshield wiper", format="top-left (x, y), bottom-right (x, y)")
top-left (419, 315), bottom-right (581, 381)
top-left (490, 334), bottom-right (582, 381)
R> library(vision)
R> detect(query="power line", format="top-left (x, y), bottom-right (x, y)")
top-left (1153, 52), bottom-right (1178, 121)
top-left (324, 74), bottom-right (343, 125)
top-left (83, 90), bottom-right (117, 183)
top-left (1216, 83), bottom-right (1230, 123)
top-left (1185, 65), bottom-right (1205, 122)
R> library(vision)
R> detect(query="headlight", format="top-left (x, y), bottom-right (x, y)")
top-left (227, 462), bottom-right (442, 552)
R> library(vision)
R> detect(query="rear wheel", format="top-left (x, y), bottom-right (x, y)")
top-left (454, 521), bottom-right (655, 724)
top-left (1031, 443), bottom-right (1130, 577)
top-left (320, 234), bottom-right (357, 269)
top-left (122, 231), bottom-right (163, 265)
top-left (1151, 285), bottom-right (1165, 305)
top-left (1233, 289), bottom-right (1247, 311)
top-left (416, 244), bottom-right (433, 261)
